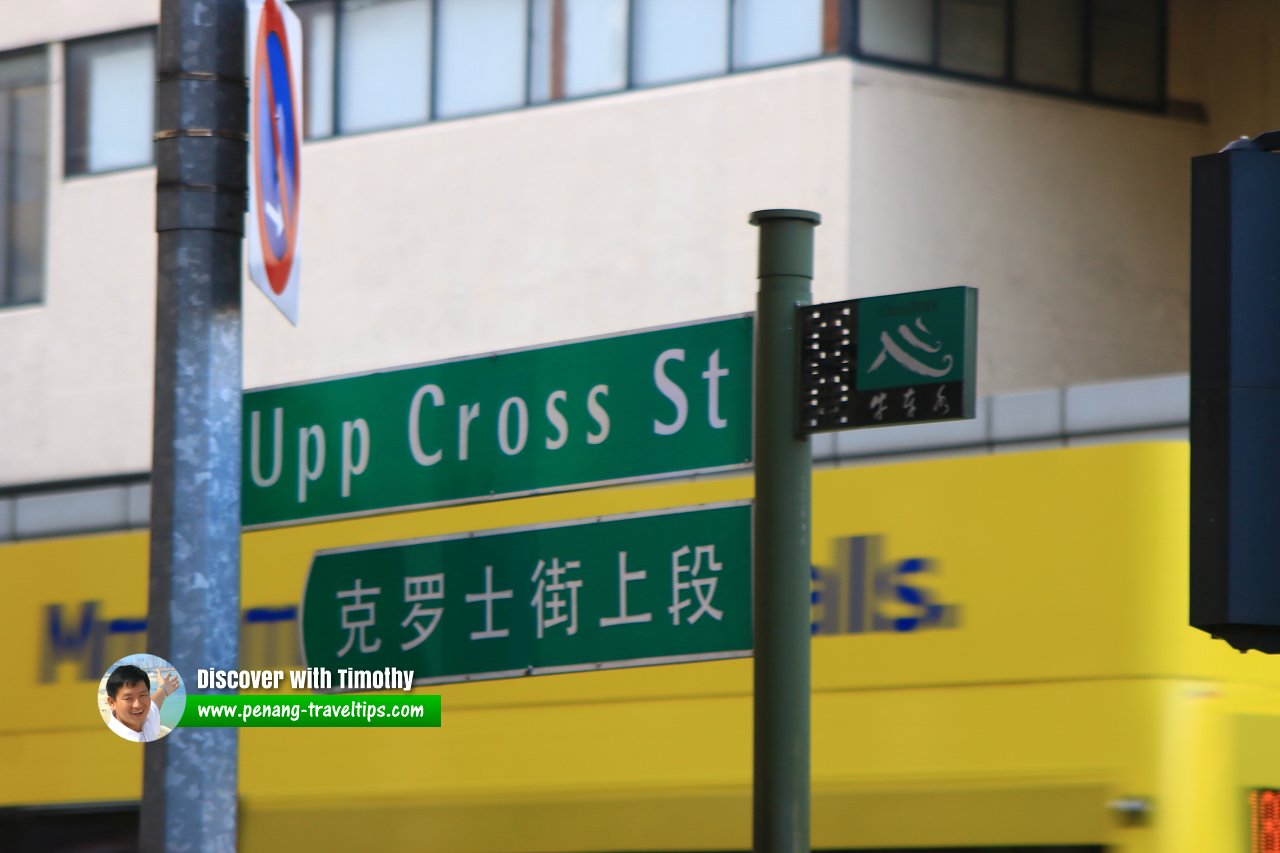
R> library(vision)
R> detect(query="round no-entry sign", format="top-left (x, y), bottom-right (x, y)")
top-left (248, 0), bottom-right (302, 324)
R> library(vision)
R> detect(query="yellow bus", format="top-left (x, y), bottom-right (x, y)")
top-left (6, 441), bottom-right (1280, 852)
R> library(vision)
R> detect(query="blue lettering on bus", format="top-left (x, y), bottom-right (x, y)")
top-left (39, 603), bottom-right (300, 682)
top-left (812, 536), bottom-right (960, 636)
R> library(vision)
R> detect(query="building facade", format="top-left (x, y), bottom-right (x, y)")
top-left (0, 0), bottom-right (1249, 494)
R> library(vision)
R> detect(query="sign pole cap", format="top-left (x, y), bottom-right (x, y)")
top-left (750, 209), bottom-right (822, 226)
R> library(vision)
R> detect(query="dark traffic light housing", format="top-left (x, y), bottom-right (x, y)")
top-left (1191, 132), bottom-right (1280, 652)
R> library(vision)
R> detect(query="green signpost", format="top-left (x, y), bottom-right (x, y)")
top-left (243, 317), bottom-right (753, 528)
top-left (300, 503), bottom-right (752, 684)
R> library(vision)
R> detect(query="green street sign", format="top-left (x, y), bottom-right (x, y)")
top-left (243, 317), bottom-right (752, 528)
top-left (300, 503), bottom-right (752, 685)
top-left (798, 286), bottom-right (977, 432)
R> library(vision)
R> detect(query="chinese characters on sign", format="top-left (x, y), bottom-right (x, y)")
top-left (798, 287), bottom-right (977, 433)
top-left (301, 503), bottom-right (752, 685)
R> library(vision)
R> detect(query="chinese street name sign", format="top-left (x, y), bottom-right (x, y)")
top-left (300, 503), bottom-right (752, 685)
top-left (798, 286), bottom-right (977, 433)
top-left (243, 316), bottom-right (752, 528)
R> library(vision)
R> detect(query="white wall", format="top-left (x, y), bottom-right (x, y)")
top-left (244, 60), bottom-right (853, 387)
top-left (0, 0), bottom-right (156, 51)
top-left (847, 64), bottom-right (1206, 392)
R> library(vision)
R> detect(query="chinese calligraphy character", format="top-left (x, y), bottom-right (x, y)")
top-left (336, 578), bottom-right (382, 657)
top-left (933, 385), bottom-right (951, 416)
top-left (400, 573), bottom-right (444, 652)
top-left (531, 557), bottom-right (583, 638)
top-left (600, 552), bottom-right (653, 628)
top-left (669, 545), bottom-right (724, 625)
top-left (869, 392), bottom-right (888, 422)
top-left (866, 318), bottom-right (954, 378)
top-left (903, 387), bottom-right (917, 418)
top-left (465, 565), bottom-right (513, 640)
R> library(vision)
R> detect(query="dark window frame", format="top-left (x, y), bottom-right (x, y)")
top-left (847, 0), bottom-right (1168, 112)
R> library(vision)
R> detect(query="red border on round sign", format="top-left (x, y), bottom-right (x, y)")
top-left (252, 0), bottom-right (300, 297)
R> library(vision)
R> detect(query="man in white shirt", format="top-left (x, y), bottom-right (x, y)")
top-left (105, 664), bottom-right (180, 743)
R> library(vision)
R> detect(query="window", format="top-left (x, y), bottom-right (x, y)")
top-left (435, 0), bottom-right (527, 118)
top-left (854, 0), bottom-right (1166, 108)
top-left (1013, 0), bottom-right (1083, 92)
top-left (1090, 0), bottom-right (1163, 104)
top-left (0, 49), bottom-right (47, 308)
top-left (530, 0), bottom-right (629, 103)
top-left (632, 0), bottom-right (730, 87)
top-left (938, 0), bottom-right (1006, 78)
top-left (296, 0), bottom-right (337, 139)
top-left (296, 0), bottom-right (433, 136)
top-left (858, 0), bottom-right (931, 64)
top-left (338, 0), bottom-right (432, 134)
top-left (65, 30), bottom-right (155, 174)
top-left (294, 0), bottom-right (831, 136)
top-left (733, 0), bottom-right (825, 70)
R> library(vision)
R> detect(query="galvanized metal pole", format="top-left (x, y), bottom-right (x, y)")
top-left (142, 1), bottom-right (246, 851)
top-left (750, 209), bottom-right (818, 853)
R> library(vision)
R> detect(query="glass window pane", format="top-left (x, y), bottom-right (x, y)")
top-left (338, 0), bottom-right (431, 133)
top-left (296, 1), bottom-right (336, 138)
top-left (858, 0), bottom-right (932, 64)
top-left (529, 0), bottom-right (553, 103)
top-left (531, 0), bottom-right (629, 104)
top-left (632, 0), bottom-right (729, 87)
top-left (565, 0), bottom-right (628, 97)
top-left (66, 32), bottom-right (155, 174)
top-left (0, 52), bottom-right (44, 88)
top-left (0, 50), bottom-right (47, 307)
top-left (435, 0), bottom-right (528, 119)
top-left (0, 91), bottom-right (9, 301)
top-left (939, 0), bottom-right (1006, 78)
top-left (1014, 0), bottom-right (1083, 91)
top-left (1090, 0), bottom-right (1162, 104)
top-left (9, 83), bottom-right (47, 304)
top-left (733, 0), bottom-right (823, 70)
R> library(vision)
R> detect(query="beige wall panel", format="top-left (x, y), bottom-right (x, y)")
top-left (243, 61), bottom-right (853, 387)
top-left (0, 169), bottom-right (158, 483)
top-left (0, 1), bottom-right (156, 51)
top-left (847, 64), bottom-right (1206, 393)
top-left (1186, 0), bottom-right (1280, 143)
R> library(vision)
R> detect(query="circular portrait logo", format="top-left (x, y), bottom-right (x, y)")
top-left (98, 654), bottom-right (186, 743)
